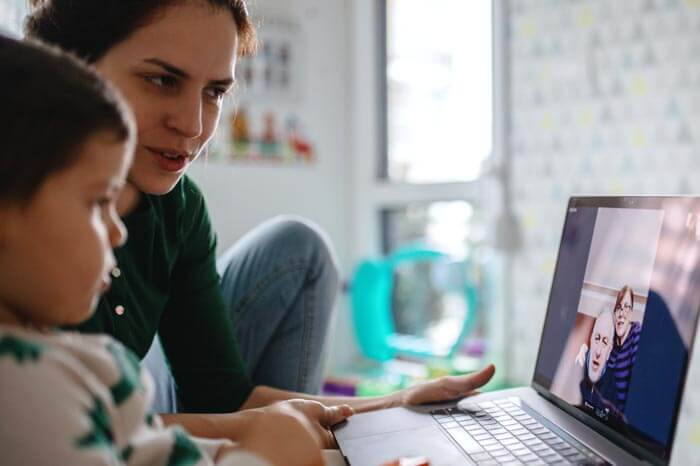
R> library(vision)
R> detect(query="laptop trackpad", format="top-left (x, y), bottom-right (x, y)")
top-left (338, 424), bottom-right (467, 466)
top-left (334, 407), bottom-right (468, 466)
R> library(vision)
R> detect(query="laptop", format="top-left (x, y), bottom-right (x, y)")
top-left (334, 196), bottom-right (700, 466)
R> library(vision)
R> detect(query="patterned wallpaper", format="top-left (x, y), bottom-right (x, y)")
top-left (508, 0), bottom-right (700, 462)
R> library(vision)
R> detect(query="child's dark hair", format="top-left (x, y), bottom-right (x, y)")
top-left (25, 0), bottom-right (257, 64)
top-left (0, 35), bottom-right (134, 203)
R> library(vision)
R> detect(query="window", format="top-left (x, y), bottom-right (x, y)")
top-left (336, 0), bottom-right (506, 374)
top-left (0, 0), bottom-right (27, 37)
top-left (383, 0), bottom-right (493, 183)
top-left (381, 200), bottom-right (481, 255)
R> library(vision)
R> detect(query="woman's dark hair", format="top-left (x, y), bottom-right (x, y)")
top-left (25, 0), bottom-right (257, 63)
top-left (0, 35), bottom-right (134, 203)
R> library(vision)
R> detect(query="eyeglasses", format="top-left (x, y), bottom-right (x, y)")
top-left (615, 303), bottom-right (633, 313)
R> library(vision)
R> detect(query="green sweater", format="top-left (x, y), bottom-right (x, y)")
top-left (71, 176), bottom-right (253, 413)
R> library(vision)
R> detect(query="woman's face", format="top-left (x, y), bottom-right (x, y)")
top-left (614, 289), bottom-right (633, 339)
top-left (0, 132), bottom-right (131, 326)
top-left (588, 311), bottom-right (614, 383)
top-left (94, 1), bottom-right (239, 195)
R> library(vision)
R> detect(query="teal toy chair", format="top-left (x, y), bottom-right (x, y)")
top-left (350, 246), bottom-right (479, 362)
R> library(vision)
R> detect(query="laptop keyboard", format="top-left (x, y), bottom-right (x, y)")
top-left (431, 398), bottom-right (608, 465)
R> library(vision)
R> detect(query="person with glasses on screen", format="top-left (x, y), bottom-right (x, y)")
top-left (606, 285), bottom-right (642, 414)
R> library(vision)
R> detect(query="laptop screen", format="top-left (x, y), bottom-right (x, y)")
top-left (532, 197), bottom-right (700, 462)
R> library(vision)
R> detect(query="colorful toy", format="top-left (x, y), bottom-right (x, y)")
top-left (350, 245), bottom-right (479, 362)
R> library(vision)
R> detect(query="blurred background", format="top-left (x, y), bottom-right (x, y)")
top-left (2, 0), bottom-right (700, 462)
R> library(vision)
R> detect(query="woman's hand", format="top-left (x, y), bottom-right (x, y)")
top-left (235, 402), bottom-right (326, 466)
top-left (399, 364), bottom-right (496, 406)
top-left (270, 399), bottom-right (354, 448)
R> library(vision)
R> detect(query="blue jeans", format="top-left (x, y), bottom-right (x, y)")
top-left (143, 216), bottom-right (340, 413)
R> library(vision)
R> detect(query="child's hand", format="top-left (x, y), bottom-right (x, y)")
top-left (272, 399), bottom-right (354, 448)
top-left (575, 344), bottom-right (588, 367)
top-left (236, 403), bottom-right (326, 466)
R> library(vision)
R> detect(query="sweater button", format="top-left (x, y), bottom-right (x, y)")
top-left (111, 267), bottom-right (122, 278)
top-left (115, 305), bottom-right (125, 316)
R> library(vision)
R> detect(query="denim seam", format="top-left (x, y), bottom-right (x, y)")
top-left (298, 282), bottom-right (315, 391)
top-left (230, 258), bottom-right (309, 326)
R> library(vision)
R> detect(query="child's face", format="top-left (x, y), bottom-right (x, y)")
top-left (0, 132), bottom-right (131, 327)
top-left (94, 0), bottom-right (238, 196)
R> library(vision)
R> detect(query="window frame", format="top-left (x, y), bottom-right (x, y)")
top-left (348, 0), bottom-right (507, 260)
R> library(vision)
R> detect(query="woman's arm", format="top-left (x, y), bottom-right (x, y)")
top-left (160, 409), bottom-right (263, 440)
top-left (241, 385), bottom-right (397, 413)
top-left (241, 364), bottom-right (496, 413)
top-left (160, 399), bottom-right (353, 451)
top-left (159, 364), bottom-right (493, 448)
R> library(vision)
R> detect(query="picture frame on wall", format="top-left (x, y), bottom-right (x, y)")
top-left (208, 15), bottom-right (317, 166)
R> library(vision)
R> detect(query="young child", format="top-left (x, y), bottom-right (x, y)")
top-left (0, 36), bottom-right (325, 466)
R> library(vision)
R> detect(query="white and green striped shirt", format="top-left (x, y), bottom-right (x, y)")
top-left (0, 326), bottom-right (270, 466)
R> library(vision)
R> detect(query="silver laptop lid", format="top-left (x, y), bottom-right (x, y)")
top-left (531, 196), bottom-right (700, 465)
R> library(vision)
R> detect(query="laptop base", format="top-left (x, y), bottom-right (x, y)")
top-left (334, 387), bottom-right (642, 466)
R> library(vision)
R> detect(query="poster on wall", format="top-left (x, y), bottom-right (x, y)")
top-left (209, 16), bottom-right (316, 166)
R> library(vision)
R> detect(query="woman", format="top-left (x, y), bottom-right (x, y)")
top-left (607, 285), bottom-right (641, 413)
top-left (25, 0), bottom-right (495, 445)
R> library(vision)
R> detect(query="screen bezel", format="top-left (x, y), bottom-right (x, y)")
top-left (531, 196), bottom-right (700, 466)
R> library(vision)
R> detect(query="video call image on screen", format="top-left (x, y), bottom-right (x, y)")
top-left (538, 200), bottom-right (700, 452)
top-left (549, 207), bottom-right (663, 425)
